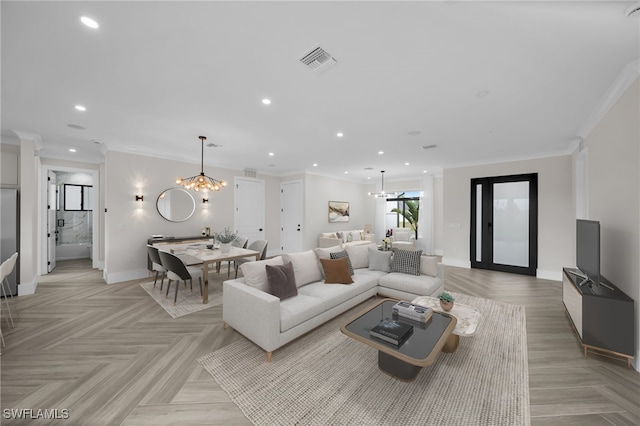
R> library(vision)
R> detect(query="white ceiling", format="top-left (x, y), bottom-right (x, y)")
top-left (2, 1), bottom-right (638, 182)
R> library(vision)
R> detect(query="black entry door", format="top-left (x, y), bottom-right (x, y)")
top-left (470, 173), bottom-right (538, 276)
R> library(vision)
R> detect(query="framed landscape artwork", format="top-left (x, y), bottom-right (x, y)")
top-left (328, 201), bottom-right (349, 223)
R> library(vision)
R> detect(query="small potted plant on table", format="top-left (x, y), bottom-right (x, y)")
top-left (215, 227), bottom-right (239, 253)
top-left (438, 292), bottom-right (455, 312)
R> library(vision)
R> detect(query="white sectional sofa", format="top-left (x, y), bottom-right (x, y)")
top-left (222, 242), bottom-right (443, 361)
top-left (318, 230), bottom-right (375, 248)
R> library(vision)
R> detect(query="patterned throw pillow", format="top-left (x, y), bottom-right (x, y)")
top-left (330, 250), bottom-right (354, 275)
top-left (390, 249), bottom-right (423, 276)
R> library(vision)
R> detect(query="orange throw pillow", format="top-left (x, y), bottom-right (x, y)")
top-left (319, 257), bottom-right (354, 284)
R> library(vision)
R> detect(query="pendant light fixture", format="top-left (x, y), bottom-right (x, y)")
top-left (368, 170), bottom-right (397, 198)
top-left (175, 136), bottom-right (227, 192)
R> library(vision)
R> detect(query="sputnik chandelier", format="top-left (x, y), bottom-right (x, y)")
top-left (175, 136), bottom-right (227, 192)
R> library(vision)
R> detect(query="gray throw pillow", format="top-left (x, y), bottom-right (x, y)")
top-left (368, 247), bottom-right (392, 272)
top-left (265, 261), bottom-right (298, 300)
top-left (390, 249), bottom-right (423, 276)
top-left (330, 250), bottom-right (354, 275)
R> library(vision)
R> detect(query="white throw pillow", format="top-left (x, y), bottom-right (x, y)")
top-left (420, 255), bottom-right (439, 277)
top-left (346, 242), bottom-right (375, 269)
top-left (350, 231), bottom-right (362, 241)
top-left (241, 256), bottom-right (284, 292)
top-left (368, 247), bottom-right (392, 272)
top-left (314, 246), bottom-right (345, 278)
top-left (283, 250), bottom-right (323, 287)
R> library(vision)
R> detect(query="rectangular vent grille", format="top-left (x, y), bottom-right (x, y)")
top-left (299, 46), bottom-right (337, 73)
top-left (244, 168), bottom-right (257, 178)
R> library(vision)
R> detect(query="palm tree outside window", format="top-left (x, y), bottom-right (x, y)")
top-left (386, 191), bottom-right (420, 240)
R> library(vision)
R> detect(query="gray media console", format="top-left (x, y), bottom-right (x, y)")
top-left (562, 268), bottom-right (634, 368)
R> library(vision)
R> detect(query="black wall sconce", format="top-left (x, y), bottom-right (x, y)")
top-left (202, 197), bottom-right (209, 204)
top-left (135, 195), bottom-right (144, 202)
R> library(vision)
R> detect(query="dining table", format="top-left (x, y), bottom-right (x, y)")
top-left (154, 243), bottom-right (260, 304)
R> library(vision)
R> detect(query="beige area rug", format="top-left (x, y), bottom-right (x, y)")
top-left (139, 273), bottom-right (225, 318)
top-left (199, 293), bottom-right (530, 426)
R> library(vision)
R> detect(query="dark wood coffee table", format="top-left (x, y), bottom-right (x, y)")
top-left (340, 298), bottom-right (457, 381)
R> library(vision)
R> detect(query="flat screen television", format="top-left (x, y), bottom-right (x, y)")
top-left (576, 219), bottom-right (600, 286)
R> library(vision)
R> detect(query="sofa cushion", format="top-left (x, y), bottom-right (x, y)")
top-left (378, 272), bottom-right (442, 296)
top-left (320, 257), bottom-right (354, 284)
top-left (299, 270), bottom-right (378, 307)
top-left (350, 231), bottom-right (362, 241)
top-left (391, 249), bottom-right (423, 275)
top-left (345, 242), bottom-right (375, 269)
top-left (329, 250), bottom-right (353, 275)
top-left (280, 294), bottom-right (326, 332)
top-left (314, 246), bottom-right (344, 278)
top-left (369, 247), bottom-right (392, 272)
top-left (420, 255), bottom-right (438, 277)
top-left (240, 256), bottom-right (284, 292)
top-left (265, 262), bottom-right (298, 300)
top-left (283, 250), bottom-right (323, 287)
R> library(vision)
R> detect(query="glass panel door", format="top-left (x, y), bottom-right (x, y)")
top-left (470, 173), bottom-right (537, 276)
top-left (492, 181), bottom-right (529, 267)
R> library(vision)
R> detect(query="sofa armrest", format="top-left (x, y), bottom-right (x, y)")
top-left (318, 237), bottom-right (342, 248)
top-left (223, 280), bottom-right (281, 352)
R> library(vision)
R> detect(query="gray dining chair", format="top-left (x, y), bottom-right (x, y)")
top-left (146, 245), bottom-right (167, 290)
top-left (218, 236), bottom-right (248, 276)
top-left (234, 240), bottom-right (268, 278)
top-left (158, 251), bottom-right (203, 306)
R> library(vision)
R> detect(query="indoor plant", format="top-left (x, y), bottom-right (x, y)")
top-left (438, 291), bottom-right (455, 312)
top-left (214, 227), bottom-right (239, 252)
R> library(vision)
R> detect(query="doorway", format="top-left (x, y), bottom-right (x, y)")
top-left (470, 173), bottom-right (538, 276)
top-left (40, 165), bottom-right (100, 275)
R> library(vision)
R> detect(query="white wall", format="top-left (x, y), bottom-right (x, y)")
top-left (442, 155), bottom-right (574, 279)
top-left (103, 151), bottom-right (281, 283)
top-left (303, 173), bottom-right (376, 250)
top-left (583, 77), bottom-right (639, 370)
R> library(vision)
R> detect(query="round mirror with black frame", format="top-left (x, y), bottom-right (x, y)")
top-left (156, 188), bottom-right (196, 222)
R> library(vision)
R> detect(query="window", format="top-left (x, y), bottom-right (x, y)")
top-left (385, 191), bottom-right (420, 236)
top-left (64, 184), bottom-right (93, 211)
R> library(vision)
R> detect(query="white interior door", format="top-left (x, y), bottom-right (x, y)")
top-left (234, 177), bottom-right (265, 245)
top-left (47, 170), bottom-right (57, 272)
top-left (280, 180), bottom-right (303, 253)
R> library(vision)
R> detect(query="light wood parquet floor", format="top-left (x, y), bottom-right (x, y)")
top-left (1, 259), bottom-right (638, 425)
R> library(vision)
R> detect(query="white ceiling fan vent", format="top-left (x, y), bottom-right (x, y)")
top-left (299, 46), bottom-right (337, 73)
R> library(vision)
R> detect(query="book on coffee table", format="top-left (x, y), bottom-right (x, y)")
top-left (370, 318), bottom-right (413, 346)
top-left (392, 301), bottom-right (433, 323)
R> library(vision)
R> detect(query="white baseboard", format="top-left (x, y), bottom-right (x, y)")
top-left (442, 258), bottom-right (471, 269)
top-left (536, 269), bottom-right (562, 281)
top-left (18, 276), bottom-right (38, 296)
top-left (105, 269), bottom-right (149, 284)
top-left (94, 259), bottom-right (105, 270)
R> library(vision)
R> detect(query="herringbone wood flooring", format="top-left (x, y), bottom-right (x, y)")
top-left (1, 260), bottom-right (638, 425)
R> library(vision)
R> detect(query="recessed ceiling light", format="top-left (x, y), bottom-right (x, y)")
top-left (69, 148), bottom-right (77, 153)
top-left (378, 151), bottom-right (384, 155)
top-left (313, 163), bottom-right (318, 167)
top-left (80, 16), bottom-right (99, 29)
top-left (344, 171), bottom-right (349, 174)
top-left (268, 152), bottom-right (274, 156)
top-left (423, 170), bottom-right (428, 174)
top-left (262, 98), bottom-right (271, 105)
top-left (75, 105), bottom-right (86, 111)
top-left (336, 132), bottom-right (344, 138)
top-left (405, 162), bottom-right (410, 166)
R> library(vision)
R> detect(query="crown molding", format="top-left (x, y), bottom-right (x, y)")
top-left (578, 59), bottom-right (640, 139)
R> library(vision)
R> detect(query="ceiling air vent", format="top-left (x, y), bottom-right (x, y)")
top-left (244, 168), bottom-right (257, 178)
top-left (422, 144), bottom-right (438, 150)
top-left (299, 46), bottom-right (337, 73)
